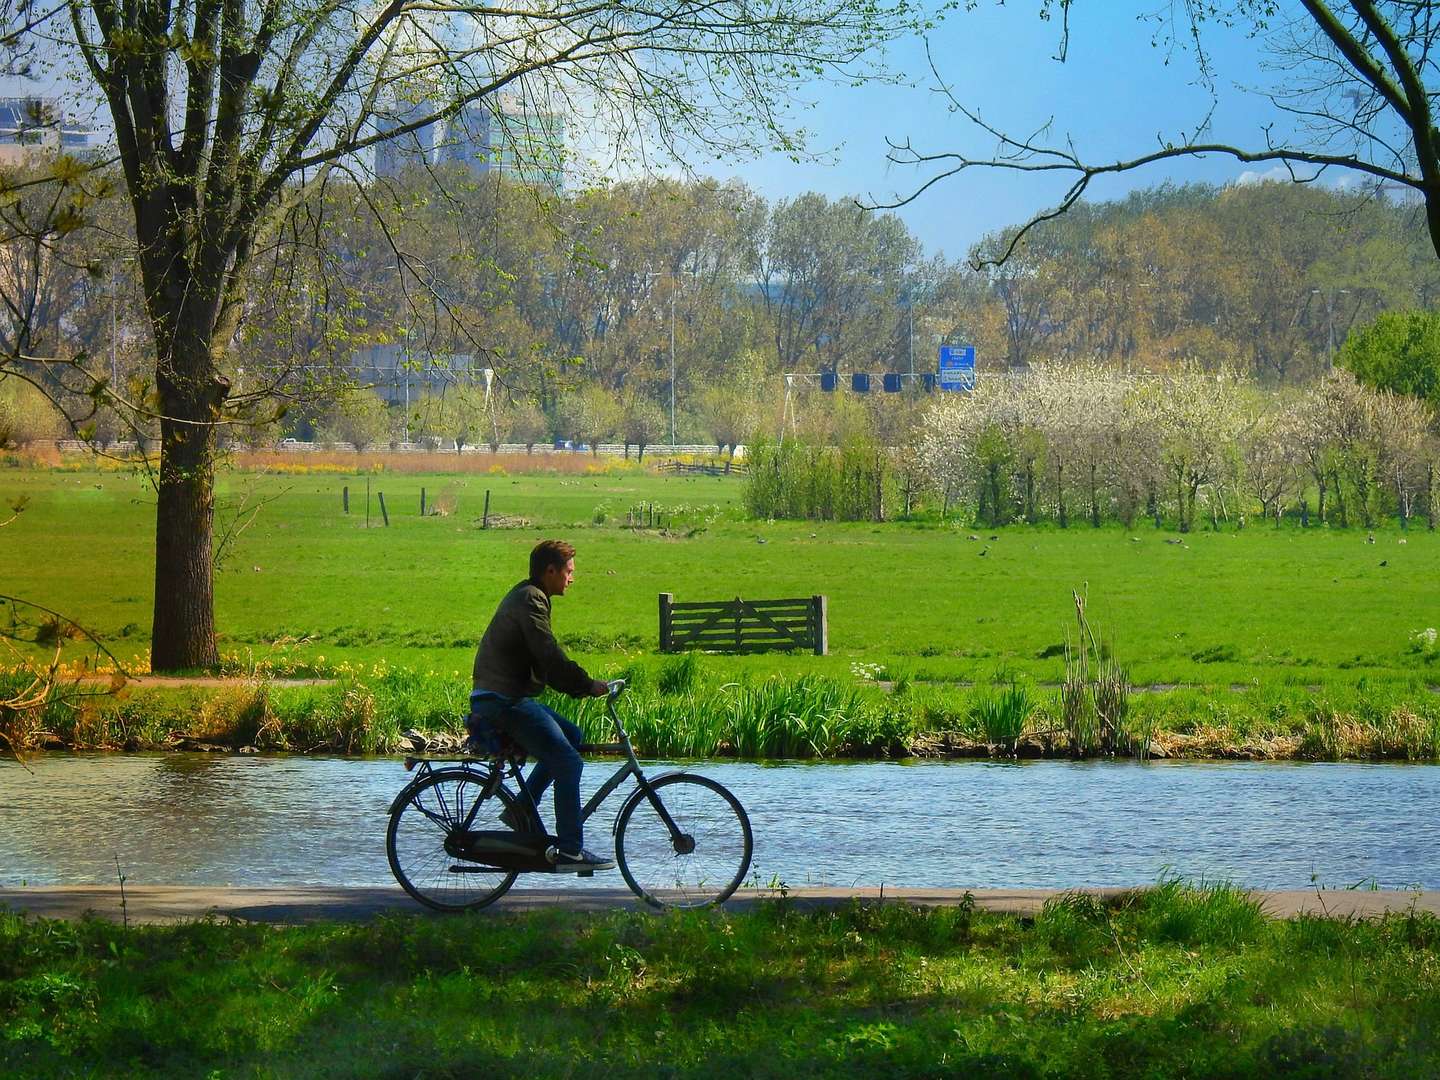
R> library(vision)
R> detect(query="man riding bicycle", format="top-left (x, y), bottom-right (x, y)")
top-left (465, 539), bottom-right (614, 872)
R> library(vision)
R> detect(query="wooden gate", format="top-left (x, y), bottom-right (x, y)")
top-left (658, 593), bottom-right (828, 655)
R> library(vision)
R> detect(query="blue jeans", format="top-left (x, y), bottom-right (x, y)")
top-left (468, 691), bottom-right (585, 852)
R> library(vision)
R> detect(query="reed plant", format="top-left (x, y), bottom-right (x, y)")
top-left (656, 651), bottom-right (702, 695)
top-left (559, 671), bottom-right (906, 759)
top-left (1062, 590), bottom-right (1132, 757)
top-left (970, 680), bottom-right (1032, 753)
top-left (7, 656), bottom-right (1440, 763)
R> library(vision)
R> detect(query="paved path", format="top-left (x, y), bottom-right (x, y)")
top-left (2, 886), bottom-right (1436, 925)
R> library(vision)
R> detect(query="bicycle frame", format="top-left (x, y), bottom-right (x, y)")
top-left (398, 681), bottom-right (688, 849)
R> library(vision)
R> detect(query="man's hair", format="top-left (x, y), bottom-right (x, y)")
top-left (530, 539), bottom-right (576, 581)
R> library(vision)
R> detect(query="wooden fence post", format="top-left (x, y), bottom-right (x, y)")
top-left (658, 593), bottom-right (674, 651)
top-left (733, 597), bottom-right (742, 651)
top-left (342, 485), bottom-right (349, 514)
top-left (811, 595), bottom-right (828, 655)
top-left (420, 487), bottom-right (426, 516)
top-left (482, 489), bottom-right (491, 528)
top-left (366, 478), bottom-right (371, 528)
top-left (378, 491), bottom-right (390, 527)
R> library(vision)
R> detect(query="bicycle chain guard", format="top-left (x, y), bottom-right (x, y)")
top-left (445, 829), bottom-right (560, 872)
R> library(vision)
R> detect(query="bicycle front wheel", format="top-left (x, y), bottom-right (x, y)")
top-left (386, 767), bottom-right (520, 912)
top-left (615, 773), bottom-right (753, 909)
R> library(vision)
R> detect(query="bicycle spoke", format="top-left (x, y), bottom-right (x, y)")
top-left (387, 768), bottom-right (518, 911)
top-left (617, 774), bottom-right (752, 909)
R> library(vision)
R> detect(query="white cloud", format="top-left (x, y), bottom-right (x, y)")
top-left (1232, 165), bottom-right (1292, 187)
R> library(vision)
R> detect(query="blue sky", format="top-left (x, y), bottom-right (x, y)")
top-left (4, 3), bottom-right (1339, 263)
top-left (719, 3), bottom-right (1302, 260)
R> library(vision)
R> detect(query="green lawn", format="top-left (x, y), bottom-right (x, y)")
top-left (6, 462), bottom-right (1440, 695)
top-left (3, 885), bottom-right (1438, 1078)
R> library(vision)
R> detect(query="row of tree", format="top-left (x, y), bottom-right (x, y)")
top-left (916, 365), bottom-right (1435, 531)
top-left (734, 305), bottom-right (1440, 531)
top-left (12, 173), bottom-right (1439, 454)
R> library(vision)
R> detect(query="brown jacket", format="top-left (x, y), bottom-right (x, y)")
top-left (471, 579), bottom-right (592, 698)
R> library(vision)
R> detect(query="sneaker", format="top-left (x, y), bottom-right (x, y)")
top-left (545, 846), bottom-right (616, 873)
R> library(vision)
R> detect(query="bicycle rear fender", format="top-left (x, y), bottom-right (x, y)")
top-left (388, 763), bottom-right (504, 815)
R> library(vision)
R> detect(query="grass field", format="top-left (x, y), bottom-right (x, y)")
top-left (3, 884), bottom-right (1439, 1078)
top-left (6, 460), bottom-right (1440, 694)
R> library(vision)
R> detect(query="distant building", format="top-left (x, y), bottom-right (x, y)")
top-left (436, 94), bottom-right (565, 193)
top-left (373, 100), bottom-right (437, 179)
top-left (0, 97), bottom-right (95, 165)
top-left (352, 344), bottom-right (478, 406)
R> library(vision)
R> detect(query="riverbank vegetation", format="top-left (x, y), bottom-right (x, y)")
top-left (5, 658), bottom-right (1440, 763)
top-left (3, 883), bottom-right (1438, 1078)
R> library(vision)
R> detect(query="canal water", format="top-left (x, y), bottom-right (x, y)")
top-left (2, 754), bottom-right (1437, 891)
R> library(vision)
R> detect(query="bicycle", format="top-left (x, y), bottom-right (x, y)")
top-left (386, 679), bottom-right (754, 911)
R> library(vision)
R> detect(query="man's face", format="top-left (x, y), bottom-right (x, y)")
top-left (541, 557), bottom-right (575, 597)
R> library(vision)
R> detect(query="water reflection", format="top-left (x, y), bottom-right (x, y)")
top-left (2, 754), bottom-right (1437, 890)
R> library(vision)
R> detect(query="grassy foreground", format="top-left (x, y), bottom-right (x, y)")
top-left (3, 883), bottom-right (1438, 1078)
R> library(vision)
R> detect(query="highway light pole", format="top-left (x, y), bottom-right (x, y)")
top-left (670, 291), bottom-right (676, 446)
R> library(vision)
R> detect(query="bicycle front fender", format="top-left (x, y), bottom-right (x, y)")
top-left (612, 770), bottom-right (687, 835)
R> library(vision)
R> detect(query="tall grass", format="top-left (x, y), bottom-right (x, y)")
top-left (564, 671), bottom-right (911, 759)
top-left (970, 680), bottom-right (1033, 753)
top-left (1062, 590), bottom-right (1134, 757)
top-left (7, 656), bottom-right (1440, 762)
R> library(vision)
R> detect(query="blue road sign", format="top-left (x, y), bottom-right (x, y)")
top-left (938, 345), bottom-right (976, 391)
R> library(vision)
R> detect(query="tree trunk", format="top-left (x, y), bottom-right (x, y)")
top-left (150, 324), bottom-right (229, 671)
top-left (986, 461), bottom-right (1001, 526)
top-left (1089, 463), bottom-right (1100, 527)
top-left (1056, 462), bottom-right (1066, 527)
top-left (1428, 464), bottom-right (1435, 531)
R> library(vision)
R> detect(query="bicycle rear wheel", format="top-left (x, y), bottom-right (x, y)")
top-left (615, 773), bottom-right (753, 909)
top-left (387, 767), bottom-right (520, 911)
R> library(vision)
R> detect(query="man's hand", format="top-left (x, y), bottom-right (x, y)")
top-left (590, 679), bottom-right (610, 697)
